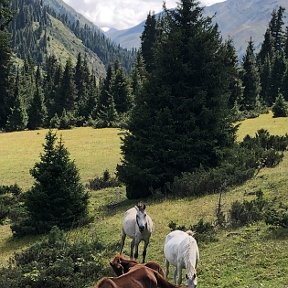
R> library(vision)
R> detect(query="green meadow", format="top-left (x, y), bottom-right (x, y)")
top-left (1, 112), bottom-right (288, 287)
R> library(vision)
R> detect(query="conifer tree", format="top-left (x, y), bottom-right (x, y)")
top-left (0, 0), bottom-right (13, 128)
top-left (272, 93), bottom-right (288, 117)
top-left (241, 38), bottom-right (261, 110)
top-left (97, 65), bottom-right (118, 126)
top-left (118, 0), bottom-right (237, 199)
top-left (5, 73), bottom-right (28, 131)
top-left (111, 60), bottom-right (132, 114)
top-left (25, 130), bottom-right (89, 233)
top-left (28, 86), bottom-right (47, 129)
top-left (131, 52), bottom-right (147, 100)
top-left (284, 27), bottom-right (288, 58)
top-left (268, 51), bottom-right (286, 105)
top-left (141, 11), bottom-right (157, 73)
top-left (60, 58), bottom-right (77, 113)
top-left (224, 38), bottom-right (243, 108)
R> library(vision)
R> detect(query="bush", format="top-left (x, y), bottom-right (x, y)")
top-left (265, 206), bottom-right (288, 228)
top-left (168, 218), bottom-right (217, 243)
top-left (0, 184), bottom-right (23, 224)
top-left (0, 227), bottom-right (106, 288)
top-left (272, 93), bottom-right (288, 117)
top-left (229, 191), bottom-right (271, 227)
top-left (87, 170), bottom-right (121, 191)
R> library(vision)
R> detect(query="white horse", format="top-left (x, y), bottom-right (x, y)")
top-left (164, 230), bottom-right (199, 288)
top-left (120, 202), bottom-right (153, 263)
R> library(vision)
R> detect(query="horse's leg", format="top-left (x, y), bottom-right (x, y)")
top-left (130, 238), bottom-right (135, 260)
top-left (173, 266), bottom-right (177, 284)
top-left (176, 264), bottom-right (182, 285)
top-left (165, 259), bottom-right (169, 279)
top-left (142, 240), bottom-right (149, 263)
top-left (133, 239), bottom-right (140, 260)
top-left (120, 230), bottom-right (126, 254)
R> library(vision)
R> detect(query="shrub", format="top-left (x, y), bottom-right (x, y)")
top-left (272, 93), bottom-right (288, 117)
top-left (265, 206), bottom-right (288, 228)
top-left (0, 226), bottom-right (106, 288)
top-left (168, 218), bottom-right (217, 243)
top-left (86, 170), bottom-right (121, 191)
top-left (0, 184), bottom-right (23, 224)
top-left (229, 191), bottom-right (271, 227)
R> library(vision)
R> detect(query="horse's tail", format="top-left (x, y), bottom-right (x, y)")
top-left (153, 270), bottom-right (178, 288)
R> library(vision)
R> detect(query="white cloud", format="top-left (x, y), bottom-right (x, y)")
top-left (62, 0), bottom-right (226, 30)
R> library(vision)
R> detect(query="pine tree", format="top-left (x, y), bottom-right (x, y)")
top-left (97, 65), bottom-right (118, 126)
top-left (74, 53), bottom-right (90, 118)
top-left (118, 0), bottom-right (237, 199)
top-left (141, 11), bottom-right (157, 73)
top-left (0, 0), bottom-right (13, 128)
top-left (111, 60), bottom-right (132, 114)
top-left (131, 52), bottom-right (147, 100)
top-left (224, 38), bottom-right (243, 108)
top-left (241, 38), bottom-right (261, 110)
top-left (5, 73), bottom-right (28, 131)
top-left (268, 51), bottom-right (286, 105)
top-left (25, 130), bottom-right (89, 233)
top-left (272, 93), bottom-right (288, 117)
top-left (284, 27), bottom-right (288, 58)
top-left (60, 58), bottom-right (77, 113)
top-left (28, 86), bottom-right (47, 129)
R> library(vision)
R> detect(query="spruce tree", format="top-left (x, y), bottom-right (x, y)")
top-left (0, 0), bottom-right (13, 128)
top-left (25, 130), bottom-right (89, 233)
top-left (141, 11), bottom-right (157, 73)
top-left (97, 65), bottom-right (118, 126)
top-left (60, 58), bottom-right (77, 113)
top-left (267, 51), bottom-right (286, 105)
top-left (241, 38), bottom-right (261, 110)
top-left (5, 73), bottom-right (28, 131)
top-left (111, 60), bottom-right (132, 114)
top-left (27, 86), bottom-right (47, 129)
top-left (131, 52), bottom-right (147, 100)
top-left (118, 0), bottom-right (236, 199)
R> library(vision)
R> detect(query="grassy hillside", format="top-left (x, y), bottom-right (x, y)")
top-left (46, 15), bottom-right (106, 78)
top-left (0, 113), bottom-right (288, 287)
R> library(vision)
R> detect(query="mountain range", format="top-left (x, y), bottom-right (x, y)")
top-left (106, 0), bottom-right (288, 57)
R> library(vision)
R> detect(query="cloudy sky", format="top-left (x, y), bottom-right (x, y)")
top-left (62, 0), bottom-right (226, 31)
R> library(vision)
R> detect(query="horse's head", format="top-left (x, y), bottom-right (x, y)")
top-left (110, 254), bottom-right (124, 276)
top-left (135, 202), bottom-right (147, 233)
top-left (185, 272), bottom-right (197, 288)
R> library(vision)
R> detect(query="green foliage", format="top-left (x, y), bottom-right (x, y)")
top-left (86, 169), bottom-right (121, 191)
top-left (229, 191), bottom-right (271, 227)
top-left (0, 226), bottom-right (106, 288)
top-left (265, 205), bottom-right (288, 228)
top-left (272, 93), bottom-right (288, 117)
top-left (13, 130), bottom-right (89, 235)
top-left (241, 38), bottom-right (261, 110)
top-left (168, 218), bottom-right (217, 243)
top-left (118, 0), bottom-right (237, 199)
top-left (0, 184), bottom-right (22, 224)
